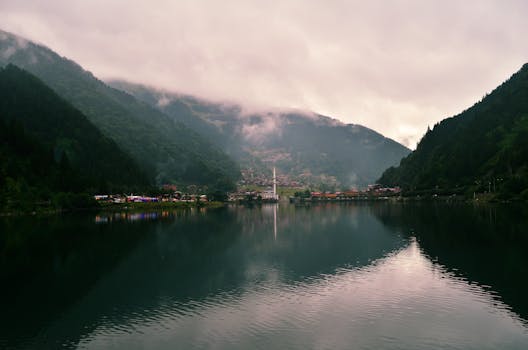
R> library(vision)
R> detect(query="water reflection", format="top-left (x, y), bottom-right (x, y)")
top-left (274, 204), bottom-right (277, 239)
top-left (1, 204), bottom-right (528, 349)
top-left (94, 207), bottom-right (211, 224)
top-left (63, 238), bottom-right (528, 349)
top-left (372, 203), bottom-right (528, 323)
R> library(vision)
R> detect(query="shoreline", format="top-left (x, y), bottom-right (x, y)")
top-left (2, 196), bottom-right (526, 217)
top-left (288, 193), bottom-right (527, 205)
top-left (0, 201), bottom-right (226, 217)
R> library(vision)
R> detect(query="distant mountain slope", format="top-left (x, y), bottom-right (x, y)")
top-left (379, 63), bottom-right (528, 198)
top-left (0, 64), bottom-right (148, 192)
top-left (109, 81), bottom-right (411, 188)
top-left (0, 29), bottom-right (239, 190)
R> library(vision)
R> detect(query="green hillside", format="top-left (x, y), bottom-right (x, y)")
top-left (110, 81), bottom-right (410, 188)
top-left (0, 65), bottom-right (147, 192)
top-left (379, 63), bottom-right (528, 199)
top-left (0, 29), bottom-right (239, 191)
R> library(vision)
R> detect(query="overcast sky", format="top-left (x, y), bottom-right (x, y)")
top-left (1, 0), bottom-right (527, 148)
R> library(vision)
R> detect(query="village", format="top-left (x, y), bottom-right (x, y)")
top-left (289, 184), bottom-right (401, 202)
top-left (228, 183), bottom-right (402, 203)
top-left (93, 167), bottom-right (401, 205)
top-left (93, 192), bottom-right (209, 204)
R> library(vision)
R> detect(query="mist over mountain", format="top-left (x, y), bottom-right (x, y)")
top-left (0, 29), bottom-right (239, 191)
top-left (0, 28), bottom-right (409, 190)
top-left (379, 63), bottom-right (528, 199)
top-left (109, 81), bottom-right (410, 188)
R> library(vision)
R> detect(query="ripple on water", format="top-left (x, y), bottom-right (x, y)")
top-left (12, 206), bottom-right (528, 350)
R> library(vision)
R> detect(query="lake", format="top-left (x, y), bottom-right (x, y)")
top-left (1, 203), bottom-right (528, 349)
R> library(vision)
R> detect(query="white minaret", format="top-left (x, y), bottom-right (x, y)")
top-left (273, 167), bottom-right (277, 200)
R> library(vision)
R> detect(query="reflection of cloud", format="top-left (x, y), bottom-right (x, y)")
top-left (76, 240), bottom-right (528, 348)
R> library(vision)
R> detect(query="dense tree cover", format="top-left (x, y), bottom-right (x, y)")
top-left (0, 65), bottom-right (148, 194)
top-left (0, 64), bottom-right (156, 211)
top-left (110, 81), bottom-right (411, 187)
top-left (0, 30), bottom-right (239, 192)
top-left (0, 118), bottom-right (97, 211)
top-left (379, 63), bottom-right (528, 200)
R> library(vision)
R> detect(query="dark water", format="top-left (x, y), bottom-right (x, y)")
top-left (1, 203), bottom-right (528, 349)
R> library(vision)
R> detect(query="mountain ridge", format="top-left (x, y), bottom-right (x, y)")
top-left (378, 63), bottom-right (528, 199)
top-left (109, 80), bottom-right (411, 188)
top-left (0, 29), bottom-right (240, 191)
top-left (0, 64), bottom-right (149, 190)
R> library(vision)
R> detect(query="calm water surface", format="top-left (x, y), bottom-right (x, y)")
top-left (1, 203), bottom-right (528, 349)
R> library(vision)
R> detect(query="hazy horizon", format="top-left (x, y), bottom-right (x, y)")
top-left (1, 0), bottom-right (527, 148)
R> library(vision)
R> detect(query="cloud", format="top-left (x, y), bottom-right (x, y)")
top-left (239, 113), bottom-right (284, 145)
top-left (0, 29), bottom-right (38, 63)
top-left (1, 45), bottom-right (17, 59)
top-left (156, 95), bottom-right (171, 108)
top-left (1, 0), bottom-right (527, 148)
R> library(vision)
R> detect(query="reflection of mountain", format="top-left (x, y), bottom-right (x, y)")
top-left (5, 205), bottom-right (527, 348)
top-left (74, 240), bottom-right (526, 349)
top-left (0, 205), bottom-right (405, 348)
top-left (0, 214), bottom-right (162, 349)
top-left (0, 209), bottom-right (249, 348)
top-left (372, 203), bottom-right (528, 322)
top-left (228, 204), bottom-right (406, 279)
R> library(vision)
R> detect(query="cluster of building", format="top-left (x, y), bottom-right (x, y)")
top-left (230, 167), bottom-right (280, 202)
top-left (366, 184), bottom-right (402, 195)
top-left (228, 189), bottom-right (279, 202)
top-left (93, 192), bottom-right (208, 204)
top-left (240, 168), bottom-right (302, 187)
top-left (293, 185), bottom-right (401, 202)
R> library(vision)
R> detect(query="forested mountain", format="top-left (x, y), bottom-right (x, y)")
top-left (110, 81), bottom-right (410, 188)
top-left (0, 64), bottom-right (137, 211)
top-left (0, 65), bottom-right (147, 193)
top-left (379, 63), bottom-right (528, 199)
top-left (0, 117), bottom-right (75, 210)
top-left (0, 29), bottom-right (239, 191)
